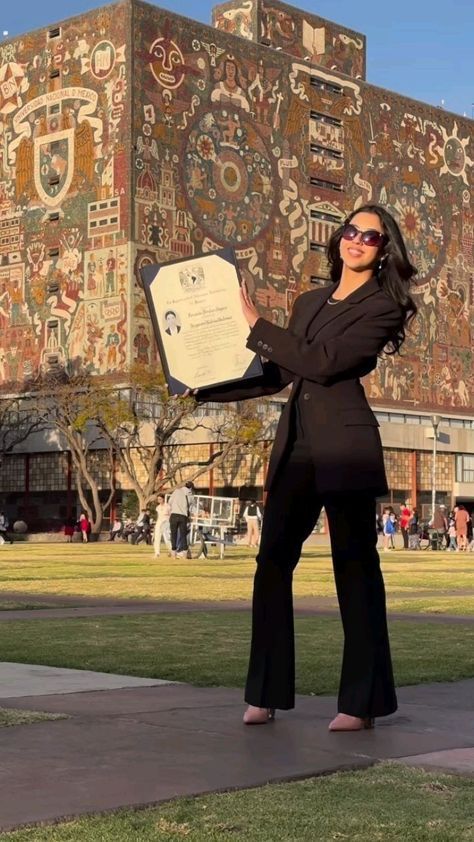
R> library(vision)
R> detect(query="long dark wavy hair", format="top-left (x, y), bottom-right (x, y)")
top-left (327, 204), bottom-right (418, 354)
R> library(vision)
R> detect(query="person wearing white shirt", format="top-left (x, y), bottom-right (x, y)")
top-left (153, 494), bottom-right (171, 556)
top-left (243, 500), bottom-right (262, 548)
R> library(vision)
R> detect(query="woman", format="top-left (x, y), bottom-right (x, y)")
top-left (153, 494), bottom-right (172, 556)
top-left (399, 500), bottom-right (412, 549)
top-left (196, 205), bottom-right (417, 731)
top-left (454, 504), bottom-right (470, 551)
top-left (79, 512), bottom-right (90, 543)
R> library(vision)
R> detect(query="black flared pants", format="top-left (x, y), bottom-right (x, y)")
top-left (244, 439), bottom-right (397, 718)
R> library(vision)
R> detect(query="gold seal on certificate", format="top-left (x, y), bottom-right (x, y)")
top-left (140, 248), bottom-right (263, 395)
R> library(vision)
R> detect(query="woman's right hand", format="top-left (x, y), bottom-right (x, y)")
top-left (165, 385), bottom-right (198, 399)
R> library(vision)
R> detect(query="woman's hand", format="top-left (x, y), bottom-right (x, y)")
top-left (166, 386), bottom-right (198, 399)
top-left (240, 280), bottom-right (260, 328)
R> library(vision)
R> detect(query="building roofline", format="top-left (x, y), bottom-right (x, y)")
top-left (2, 0), bottom-right (472, 126)
top-left (246, 0), bottom-right (366, 44)
top-left (2, 0), bottom-right (131, 44)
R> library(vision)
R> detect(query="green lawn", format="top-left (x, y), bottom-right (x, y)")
top-left (1, 764), bottom-right (473, 841)
top-left (0, 544), bottom-right (473, 615)
top-left (0, 612), bottom-right (472, 693)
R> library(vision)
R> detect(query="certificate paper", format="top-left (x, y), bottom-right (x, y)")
top-left (140, 249), bottom-right (263, 395)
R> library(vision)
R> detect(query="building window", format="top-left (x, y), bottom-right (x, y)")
top-left (310, 77), bottom-right (343, 95)
top-left (310, 243), bottom-right (326, 253)
top-left (456, 454), bottom-right (474, 483)
top-left (48, 212), bottom-right (60, 222)
top-left (310, 176), bottom-right (344, 192)
top-left (49, 69), bottom-right (60, 79)
top-left (48, 246), bottom-right (59, 258)
top-left (48, 26), bottom-right (61, 39)
top-left (310, 110), bottom-right (342, 127)
top-left (310, 276), bottom-right (330, 286)
top-left (310, 209), bottom-right (342, 224)
top-left (310, 143), bottom-right (343, 160)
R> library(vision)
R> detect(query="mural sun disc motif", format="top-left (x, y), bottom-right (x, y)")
top-left (183, 108), bottom-right (274, 246)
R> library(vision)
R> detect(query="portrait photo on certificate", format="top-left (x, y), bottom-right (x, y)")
top-left (140, 248), bottom-right (263, 395)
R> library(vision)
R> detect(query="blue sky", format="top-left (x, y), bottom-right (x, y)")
top-left (2, 0), bottom-right (473, 118)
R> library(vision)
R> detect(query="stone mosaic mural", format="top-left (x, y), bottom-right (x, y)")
top-left (0, 3), bottom-right (130, 383)
top-left (0, 0), bottom-right (472, 417)
top-left (133, 0), bottom-right (473, 414)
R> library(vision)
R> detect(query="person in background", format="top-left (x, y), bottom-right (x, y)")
top-left (134, 509), bottom-right (151, 544)
top-left (242, 500), bottom-right (262, 548)
top-left (399, 500), bottom-right (411, 549)
top-left (79, 512), bottom-right (90, 543)
top-left (447, 515), bottom-right (457, 552)
top-left (430, 504), bottom-right (448, 549)
top-left (454, 504), bottom-right (470, 551)
top-left (122, 518), bottom-right (135, 542)
top-left (153, 494), bottom-right (171, 556)
top-left (169, 482), bottom-right (194, 559)
top-left (0, 511), bottom-right (13, 545)
top-left (383, 510), bottom-right (396, 550)
top-left (64, 515), bottom-right (75, 543)
top-left (408, 508), bottom-right (420, 550)
top-left (109, 516), bottom-right (123, 542)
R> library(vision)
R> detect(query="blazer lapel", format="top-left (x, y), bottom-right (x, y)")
top-left (306, 277), bottom-right (383, 340)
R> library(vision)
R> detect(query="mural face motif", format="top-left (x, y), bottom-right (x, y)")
top-left (149, 36), bottom-right (185, 90)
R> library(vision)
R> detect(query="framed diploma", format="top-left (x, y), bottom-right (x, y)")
top-left (140, 248), bottom-right (263, 395)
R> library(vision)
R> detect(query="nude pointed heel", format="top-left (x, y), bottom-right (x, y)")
top-left (328, 713), bottom-right (375, 732)
top-left (243, 705), bottom-right (276, 725)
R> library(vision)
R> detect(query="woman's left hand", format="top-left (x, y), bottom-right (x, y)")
top-left (240, 280), bottom-right (260, 328)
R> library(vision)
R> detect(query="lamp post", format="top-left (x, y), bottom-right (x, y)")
top-left (431, 415), bottom-right (441, 519)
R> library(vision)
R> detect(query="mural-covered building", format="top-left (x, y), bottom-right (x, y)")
top-left (0, 0), bottom-right (473, 523)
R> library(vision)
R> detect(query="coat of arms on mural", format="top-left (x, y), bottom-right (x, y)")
top-left (10, 87), bottom-right (100, 208)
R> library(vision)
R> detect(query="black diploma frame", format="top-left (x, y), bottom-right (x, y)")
top-left (140, 248), bottom-right (263, 395)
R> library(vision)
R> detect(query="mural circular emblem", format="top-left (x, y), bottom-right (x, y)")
top-left (443, 137), bottom-right (465, 176)
top-left (183, 109), bottom-right (274, 245)
top-left (149, 37), bottom-right (185, 89)
top-left (90, 41), bottom-right (116, 80)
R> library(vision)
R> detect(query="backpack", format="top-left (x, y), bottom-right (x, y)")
top-left (385, 519), bottom-right (395, 535)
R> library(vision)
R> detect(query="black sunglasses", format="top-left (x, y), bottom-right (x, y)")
top-left (342, 223), bottom-right (386, 248)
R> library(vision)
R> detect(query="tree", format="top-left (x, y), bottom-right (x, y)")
top-left (0, 394), bottom-right (45, 472)
top-left (35, 366), bottom-right (267, 531)
top-left (93, 364), bottom-right (267, 510)
top-left (35, 372), bottom-right (119, 534)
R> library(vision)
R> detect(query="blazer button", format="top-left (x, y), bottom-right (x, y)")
top-left (267, 346), bottom-right (273, 352)
top-left (262, 343), bottom-right (268, 351)
top-left (303, 393), bottom-right (310, 400)
top-left (257, 340), bottom-right (263, 347)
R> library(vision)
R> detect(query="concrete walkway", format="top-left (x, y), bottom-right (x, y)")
top-left (0, 594), bottom-right (473, 624)
top-left (0, 664), bottom-right (472, 832)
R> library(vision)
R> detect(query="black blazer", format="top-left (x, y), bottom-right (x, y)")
top-left (198, 278), bottom-right (404, 495)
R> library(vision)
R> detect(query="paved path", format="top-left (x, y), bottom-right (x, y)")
top-left (0, 664), bottom-right (473, 832)
top-left (0, 594), bottom-right (472, 624)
